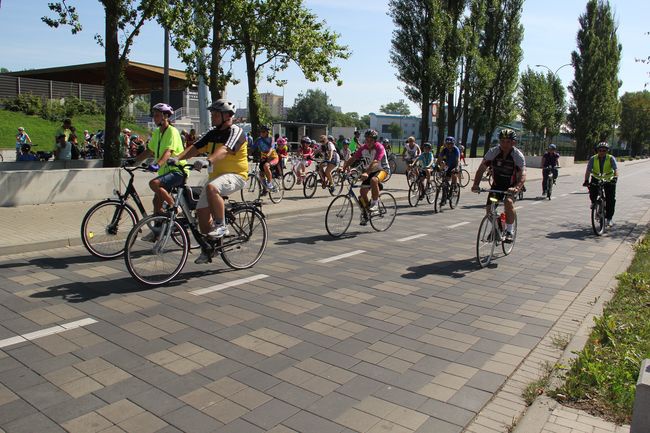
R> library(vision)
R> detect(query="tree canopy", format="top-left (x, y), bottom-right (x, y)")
top-left (380, 101), bottom-right (411, 115)
top-left (619, 91), bottom-right (650, 155)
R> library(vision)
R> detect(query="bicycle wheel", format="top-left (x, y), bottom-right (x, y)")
top-left (282, 172), bottom-right (296, 190)
top-left (476, 215), bottom-right (496, 268)
top-left (220, 207), bottom-right (268, 269)
top-left (329, 170), bottom-right (344, 196)
top-left (386, 159), bottom-right (397, 181)
top-left (425, 184), bottom-right (436, 204)
top-left (124, 215), bottom-right (189, 286)
top-left (459, 168), bottom-right (470, 188)
top-left (303, 173), bottom-right (317, 198)
top-left (546, 176), bottom-right (553, 200)
top-left (241, 176), bottom-right (261, 202)
top-left (408, 182), bottom-right (421, 207)
top-left (591, 200), bottom-right (605, 236)
top-left (325, 195), bottom-right (353, 237)
top-left (406, 169), bottom-right (418, 187)
top-left (434, 185), bottom-right (447, 213)
top-left (81, 200), bottom-right (137, 259)
top-left (449, 183), bottom-right (460, 209)
top-left (370, 192), bottom-right (397, 232)
top-left (502, 215), bottom-right (517, 255)
top-left (268, 178), bottom-right (284, 203)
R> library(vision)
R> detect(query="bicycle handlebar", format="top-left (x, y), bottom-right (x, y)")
top-left (476, 188), bottom-right (514, 195)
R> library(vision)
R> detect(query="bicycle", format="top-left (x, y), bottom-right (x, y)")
top-left (325, 173), bottom-right (397, 237)
top-left (590, 174), bottom-right (610, 236)
top-left (434, 173), bottom-right (461, 213)
top-left (124, 164), bottom-right (268, 286)
top-left (385, 150), bottom-right (397, 182)
top-left (241, 160), bottom-right (284, 204)
top-left (475, 189), bottom-right (517, 268)
top-left (543, 166), bottom-right (559, 200)
top-left (457, 167), bottom-right (471, 188)
top-left (282, 154), bottom-right (312, 190)
top-left (303, 160), bottom-right (343, 198)
top-left (81, 163), bottom-right (154, 259)
top-left (408, 169), bottom-right (435, 207)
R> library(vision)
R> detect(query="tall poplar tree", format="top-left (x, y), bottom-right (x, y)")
top-left (568, 0), bottom-right (621, 160)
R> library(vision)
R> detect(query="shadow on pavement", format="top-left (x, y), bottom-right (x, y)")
top-left (546, 221), bottom-right (637, 241)
top-left (399, 208), bottom-right (436, 217)
top-left (402, 257), bottom-right (483, 279)
top-left (0, 254), bottom-right (105, 270)
top-left (275, 232), bottom-right (358, 245)
top-left (28, 269), bottom-right (232, 303)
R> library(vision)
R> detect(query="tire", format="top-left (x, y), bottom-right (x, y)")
top-left (502, 215), bottom-right (517, 255)
top-left (329, 170), bottom-right (344, 196)
top-left (459, 168), bottom-right (470, 188)
top-left (546, 176), bottom-right (553, 200)
top-left (303, 173), bottom-right (317, 198)
top-left (425, 184), bottom-right (435, 204)
top-left (476, 215), bottom-right (495, 268)
top-left (370, 192), bottom-right (397, 232)
top-left (408, 182), bottom-right (421, 207)
top-left (406, 169), bottom-right (418, 187)
top-left (449, 183), bottom-right (460, 209)
top-left (282, 172), bottom-right (296, 190)
top-left (325, 195), bottom-right (353, 237)
top-left (241, 176), bottom-right (261, 202)
top-left (220, 207), bottom-right (268, 269)
top-left (268, 178), bottom-right (284, 203)
top-left (591, 200), bottom-right (605, 236)
top-left (434, 185), bottom-right (446, 214)
top-left (124, 215), bottom-right (189, 286)
top-left (81, 200), bottom-right (138, 259)
top-left (433, 170), bottom-right (444, 187)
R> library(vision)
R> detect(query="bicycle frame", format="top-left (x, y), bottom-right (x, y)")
top-left (114, 166), bottom-right (149, 217)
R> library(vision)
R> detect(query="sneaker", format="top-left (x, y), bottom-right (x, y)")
top-left (368, 203), bottom-right (379, 213)
top-left (553, 179), bottom-right (556, 185)
top-left (359, 215), bottom-right (368, 226)
top-left (141, 229), bottom-right (159, 242)
top-left (504, 231), bottom-right (514, 243)
top-left (329, 185), bottom-right (336, 194)
top-left (542, 190), bottom-right (547, 196)
top-left (194, 250), bottom-right (211, 264)
top-left (606, 219), bottom-right (613, 227)
top-left (207, 224), bottom-right (230, 239)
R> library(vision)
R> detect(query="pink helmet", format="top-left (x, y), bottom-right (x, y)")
top-left (277, 137), bottom-right (287, 146)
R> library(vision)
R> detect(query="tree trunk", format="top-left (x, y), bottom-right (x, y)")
top-left (103, 2), bottom-right (122, 168)
top-left (447, 91), bottom-right (456, 138)
top-left (243, 37), bottom-right (260, 135)
top-left (483, 131), bottom-right (492, 155)
top-left (420, 98), bottom-right (430, 146)
top-left (436, 90), bottom-right (446, 146)
top-left (209, 0), bottom-right (224, 101)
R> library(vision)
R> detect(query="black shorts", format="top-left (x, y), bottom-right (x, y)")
top-left (486, 184), bottom-right (515, 205)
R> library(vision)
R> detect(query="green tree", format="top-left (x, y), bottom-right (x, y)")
top-left (380, 101), bottom-right (411, 115)
top-left (387, 123), bottom-right (403, 140)
top-left (568, 0), bottom-right (621, 160)
top-left (619, 91), bottom-right (650, 155)
top-left (42, 0), bottom-right (166, 167)
top-left (287, 89), bottom-right (336, 125)
top-left (389, 0), bottom-right (447, 145)
top-left (0, 67), bottom-right (9, 73)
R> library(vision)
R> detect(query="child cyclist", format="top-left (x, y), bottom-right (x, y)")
top-left (410, 142), bottom-right (434, 197)
top-left (297, 136), bottom-right (314, 184)
top-left (276, 136), bottom-right (289, 177)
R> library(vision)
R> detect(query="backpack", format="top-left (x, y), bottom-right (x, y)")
top-left (71, 143), bottom-right (80, 160)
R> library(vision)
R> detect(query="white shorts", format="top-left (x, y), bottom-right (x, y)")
top-left (197, 173), bottom-right (246, 209)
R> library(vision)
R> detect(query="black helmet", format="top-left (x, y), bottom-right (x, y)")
top-left (499, 128), bottom-right (517, 141)
top-left (365, 129), bottom-right (378, 139)
top-left (208, 99), bottom-right (236, 114)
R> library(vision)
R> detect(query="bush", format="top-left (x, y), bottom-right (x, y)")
top-left (2, 94), bottom-right (43, 115)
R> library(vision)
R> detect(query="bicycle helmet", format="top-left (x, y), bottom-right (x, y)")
top-left (17, 126), bottom-right (25, 131)
top-left (152, 103), bottom-right (174, 116)
top-left (277, 137), bottom-right (287, 146)
top-left (208, 99), bottom-right (236, 114)
top-left (596, 142), bottom-right (609, 150)
top-left (445, 136), bottom-right (455, 144)
top-left (259, 124), bottom-right (270, 132)
top-left (423, 142), bottom-right (432, 149)
top-left (548, 143), bottom-right (557, 150)
top-left (300, 136), bottom-right (311, 144)
top-left (499, 128), bottom-right (517, 140)
top-left (382, 138), bottom-right (390, 144)
top-left (327, 135), bottom-right (335, 142)
top-left (364, 129), bottom-right (378, 139)
top-left (343, 139), bottom-right (350, 145)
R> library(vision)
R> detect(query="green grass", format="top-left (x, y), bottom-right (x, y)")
top-left (0, 110), bottom-right (148, 150)
top-left (551, 232), bottom-right (650, 424)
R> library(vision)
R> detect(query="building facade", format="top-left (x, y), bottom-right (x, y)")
top-left (259, 92), bottom-right (285, 119)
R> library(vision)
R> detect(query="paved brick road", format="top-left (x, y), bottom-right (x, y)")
top-left (0, 161), bottom-right (648, 433)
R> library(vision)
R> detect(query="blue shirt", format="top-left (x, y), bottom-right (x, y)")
top-left (416, 152), bottom-right (434, 168)
top-left (440, 145), bottom-right (460, 168)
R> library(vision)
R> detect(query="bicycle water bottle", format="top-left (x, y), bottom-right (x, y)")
top-left (499, 213), bottom-right (506, 231)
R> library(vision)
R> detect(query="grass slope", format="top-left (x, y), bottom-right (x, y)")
top-left (0, 110), bottom-right (148, 150)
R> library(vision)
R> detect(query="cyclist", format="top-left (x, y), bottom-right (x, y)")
top-left (276, 136), bottom-right (289, 176)
top-left (15, 127), bottom-right (32, 160)
top-left (342, 129), bottom-right (390, 225)
top-left (340, 139), bottom-right (352, 162)
top-left (172, 99), bottom-right (248, 264)
top-left (437, 136), bottom-right (461, 195)
top-left (410, 142), bottom-right (434, 199)
top-left (296, 136), bottom-right (314, 185)
top-left (253, 125), bottom-right (279, 192)
top-left (471, 128), bottom-right (526, 242)
top-left (459, 142), bottom-right (467, 166)
top-left (583, 142), bottom-right (618, 227)
top-left (132, 104), bottom-right (188, 240)
top-left (318, 135), bottom-right (340, 193)
top-left (541, 143), bottom-right (560, 196)
top-left (350, 130), bottom-right (361, 152)
top-left (402, 136), bottom-right (421, 165)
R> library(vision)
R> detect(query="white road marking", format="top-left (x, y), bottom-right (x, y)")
top-left (447, 222), bottom-right (470, 229)
top-left (317, 250), bottom-right (365, 263)
top-left (530, 201), bottom-right (541, 206)
top-left (0, 318), bottom-right (98, 349)
top-left (514, 206), bottom-right (523, 210)
top-left (561, 194), bottom-right (568, 197)
top-left (191, 274), bottom-right (269, 296)
top-left (397, 234), bottom-right (428, 242)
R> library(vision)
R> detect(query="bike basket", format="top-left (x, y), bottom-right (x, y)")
top-left (183, 186), bottom-right (203, 210)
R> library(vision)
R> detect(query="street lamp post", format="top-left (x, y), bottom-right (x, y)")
top-left (534, 63), bottom-right (572, 77)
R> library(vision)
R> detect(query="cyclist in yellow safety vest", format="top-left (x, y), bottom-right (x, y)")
top-left (583, 141), bottom-right (618, 227)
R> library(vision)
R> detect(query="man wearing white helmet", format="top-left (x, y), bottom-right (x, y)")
top-left (173, 99), bottom-right (248, 264)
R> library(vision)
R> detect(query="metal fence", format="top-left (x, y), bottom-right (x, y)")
top-left (0, 75), bottom-right (104, 104)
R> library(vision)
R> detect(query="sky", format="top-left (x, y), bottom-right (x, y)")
top-left (0, 0), bottom-right (648, 116)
